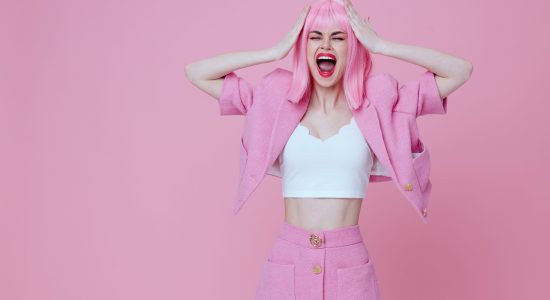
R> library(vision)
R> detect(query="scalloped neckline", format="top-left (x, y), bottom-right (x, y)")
top-left (298, 117), bottom-right (355, 143)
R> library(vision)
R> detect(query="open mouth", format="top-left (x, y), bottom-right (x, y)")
top-left (316, 52), bottom-right (337, 77)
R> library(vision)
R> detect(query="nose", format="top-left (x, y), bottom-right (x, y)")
top-left (320, 37), bottom-right (333, 50)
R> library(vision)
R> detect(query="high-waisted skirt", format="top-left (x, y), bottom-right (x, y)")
top-left (255, 221), bottom-right (381, 300)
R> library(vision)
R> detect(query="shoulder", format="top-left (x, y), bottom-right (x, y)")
top-left (365, 73), bottom-right (398, 94)
top-left (253, 68), bottom-right (293, 102)
top-left (364, 73), bottom-right (399, 108)
top-left (259, 67), bottom-right (293, 87)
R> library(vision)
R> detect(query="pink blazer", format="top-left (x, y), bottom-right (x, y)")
top-left (218, 68), bottom-right (448, 223)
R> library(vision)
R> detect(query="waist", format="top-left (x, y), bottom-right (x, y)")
top-left (284, 197), bottom-right (363, 231)
top-left (278, 220), bottom-right (364, 248)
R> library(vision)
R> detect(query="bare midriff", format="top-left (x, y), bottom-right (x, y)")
top-left (284, 197), bottom-right (363, 231)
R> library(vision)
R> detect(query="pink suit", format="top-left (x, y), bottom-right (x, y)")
top-left (218, 67), bottom-right (448, 299)
top-left (219, 67), bottom-right (448, 223)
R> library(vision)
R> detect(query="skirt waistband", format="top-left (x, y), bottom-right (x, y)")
top-left (278, 221), bottom-right (364, 249)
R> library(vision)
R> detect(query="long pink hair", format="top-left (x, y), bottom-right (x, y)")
top-left (287, 0), bottom-right (374, 110)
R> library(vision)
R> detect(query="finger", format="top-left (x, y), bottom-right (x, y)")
top-left (349, 21), bottom-right (360, 35)
top-left (295, 5), bottom-right (309, 28)
top-left (346, 1), bottom-right (361, 20)
top-left (344, 3), bottom-right (355, 21)
top-left (350, 7), bottom-right (361, 22)
top-left (344, 2), bottom-right (361, 24)
top-left (303, 4), bottom-right (310, 16)
top-left (300, 5), bottom-right (310, 23)
top-left (347, 8), bottom-right (361, 26)
top-left (297, 5), bottom-right (308, 21)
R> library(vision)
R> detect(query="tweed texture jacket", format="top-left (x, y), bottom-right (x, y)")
top-left (218, 67), bottom-right (448, 223)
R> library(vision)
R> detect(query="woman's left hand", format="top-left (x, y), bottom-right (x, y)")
top-left (343, 0), bottom-right (384, 53)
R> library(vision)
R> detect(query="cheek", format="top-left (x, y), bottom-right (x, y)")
top-left (306, 46), bottom-right (314, 59)
top-left (338, 46), bottom-right (348, 65)
top-left (341, 49), bottom-right (348, 61)
top-left (306, 51), bottom-right (315, 64)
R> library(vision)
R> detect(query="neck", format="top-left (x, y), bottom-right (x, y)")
top-left (310, 79), bottom-right (346, 114)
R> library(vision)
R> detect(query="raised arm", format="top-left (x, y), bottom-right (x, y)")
top-left (184, 49), bottom-right (277, 102)
top-left (184, 4), bottom-right (311, 106)
top-left (343, 0), bottom-right (472, 102)
top-left (374, 39), bottom-right (473, 100)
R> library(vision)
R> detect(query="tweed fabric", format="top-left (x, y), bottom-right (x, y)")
top-left (255, 221), bottom-right (381, 300)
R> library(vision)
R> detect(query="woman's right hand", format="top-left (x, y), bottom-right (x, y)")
top-left (270, 4), bottom-right (311, 61)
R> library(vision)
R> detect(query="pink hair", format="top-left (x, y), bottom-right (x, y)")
top-left (287, 0), bottom-right (374, 110)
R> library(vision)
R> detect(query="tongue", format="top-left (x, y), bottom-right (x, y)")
top-left (319, 61), bottom-right (335, 72)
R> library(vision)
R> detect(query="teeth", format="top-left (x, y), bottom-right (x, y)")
top-left (317, 55), bottom-right (336, 61)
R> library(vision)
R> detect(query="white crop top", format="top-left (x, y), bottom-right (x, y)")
top-left (278, 117), bottom-right (373, 198)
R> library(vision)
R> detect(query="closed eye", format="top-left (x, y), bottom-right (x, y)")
top-left (309, 37), bottom-right (345, 40)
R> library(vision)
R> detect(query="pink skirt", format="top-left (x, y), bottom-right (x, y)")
top-left (255, 221), bottom-right (381, 300)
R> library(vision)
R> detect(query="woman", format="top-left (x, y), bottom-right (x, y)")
top-left (186, 0), bottom-right (472, 299)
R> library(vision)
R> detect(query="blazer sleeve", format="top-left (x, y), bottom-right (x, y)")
top-left (219, 71), bottom-right (255, 116)
top-left (395, 70), bottom-right (448, 117)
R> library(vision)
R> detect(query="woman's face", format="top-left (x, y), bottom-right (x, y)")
top-left (306, 26), bottom-right (348, 87)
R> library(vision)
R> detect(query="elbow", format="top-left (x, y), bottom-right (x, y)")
top-left (462, 61), bottom-right (473, 80)
top-left (184, 63), bottom-right (196, 83)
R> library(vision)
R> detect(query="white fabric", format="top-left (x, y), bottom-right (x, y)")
top-left (267, 146), bottom-right (390, 177)
top-left (278, 117), bottom-right (373, 198)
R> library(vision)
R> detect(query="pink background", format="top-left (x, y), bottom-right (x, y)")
top-left (1, 0), bottom-right (549, 299)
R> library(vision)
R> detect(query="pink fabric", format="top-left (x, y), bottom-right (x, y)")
top-left (219, 68), bottom-right (448, 223)
top-left (255, 221), bottom-right (381, 300)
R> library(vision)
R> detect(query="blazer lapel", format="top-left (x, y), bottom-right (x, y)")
top-left (263, 95), bottom-right (310, 174)
top-left (354, 102), bottom-right (396, 179)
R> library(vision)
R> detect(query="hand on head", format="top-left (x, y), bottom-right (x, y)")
top-left (343, 0), bottom-right (382, 53)
top-left (271, 4), bottom-right (311, 61)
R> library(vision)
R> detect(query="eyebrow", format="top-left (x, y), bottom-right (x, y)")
top-left (309, 30), bottom-right (347, 36)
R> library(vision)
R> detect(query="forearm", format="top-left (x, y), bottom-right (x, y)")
top-left (375, 39), bottom-right (472, 79)
top-left (185, 48), bottom-right (278, 82)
